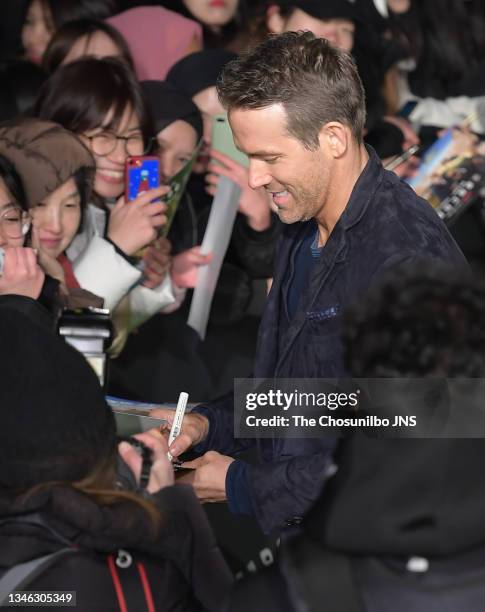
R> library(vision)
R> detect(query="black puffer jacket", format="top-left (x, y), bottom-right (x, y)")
top-left (0, 484), bottom-right (233, 611)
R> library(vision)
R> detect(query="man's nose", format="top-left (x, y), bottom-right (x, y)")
top-left (248, 161), bottom-right (271, 190)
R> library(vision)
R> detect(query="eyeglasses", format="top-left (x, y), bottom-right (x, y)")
top-left (0, 206), bottom-right (31, 239)
top-left (83, 131), bottom-right (148, 157)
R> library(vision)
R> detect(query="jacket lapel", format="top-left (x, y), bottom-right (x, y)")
top-left (254, 223), bottom-right (305, 377)
top-left (274, 147), bottom-right (384, 375)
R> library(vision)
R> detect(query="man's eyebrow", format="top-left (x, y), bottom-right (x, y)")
top-left (244, 150), bottom-right (283, 158)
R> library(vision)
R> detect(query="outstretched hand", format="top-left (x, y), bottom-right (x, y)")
top-left (150, 408), bottom-right (210, 459)
top-left (108, 186), bottom-right (170, 256)
top-left (171, 247), bottom-right (212, 288)
top-left (177, 451), bottom-right (234, 503)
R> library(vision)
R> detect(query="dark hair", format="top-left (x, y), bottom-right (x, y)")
top-left (388, 0), bottom-right (485, 99)
top-left (344, 263), bottom-right (485, 378)
top-left (0, 60), bottom-right (47, 122)
top-left (0, 154), bottom-right (28, 212)
top-left (35, 0), bottom-right (117, 30)
top-left (34, 57), bottom-right (154, 148)
top-left (217, 31), bottom-right (366, 148)
top-left (24, 447), bottom-right (162, 535)
top-left (72, 166), bottom-right (93, 231)
top-left (43, 18), bottom-right (134, 74)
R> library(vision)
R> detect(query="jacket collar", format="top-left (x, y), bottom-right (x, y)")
top-left (338, 145), bottom-right (384, 232)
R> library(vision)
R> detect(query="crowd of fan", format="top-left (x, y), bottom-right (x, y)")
top-left (1, 1), bottom-right (485, 610)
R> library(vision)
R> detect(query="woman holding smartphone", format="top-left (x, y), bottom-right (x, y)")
top-left (35, 58), bottom-right (185, 351)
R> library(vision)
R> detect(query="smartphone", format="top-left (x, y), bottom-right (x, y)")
top-left (211, 114), bottom-right (249, 168)
top-left (0, 247), bottom-right (4, 275)
top-left (125, 156), bottom-right (160, 201)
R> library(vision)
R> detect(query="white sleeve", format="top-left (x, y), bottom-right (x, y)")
top-left (410, 96), bottom-right (485, 133)
top-left (71, 235), bottom-right (142, 312)
top-left (160, 282), bottom-right (187, 314)
top-left (127, 274), bottom-right (176, 330)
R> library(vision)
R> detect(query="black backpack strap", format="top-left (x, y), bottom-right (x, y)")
top-left (280, 534), bottom-right (363, 612)
top-left (0, 549), bottom-right (77, 606)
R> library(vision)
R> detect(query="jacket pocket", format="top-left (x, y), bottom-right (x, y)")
top-left (305, 305), bottom-right (342, 338)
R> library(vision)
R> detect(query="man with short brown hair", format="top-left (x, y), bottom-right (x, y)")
top-left (156, 32), bottom-right (466, 534)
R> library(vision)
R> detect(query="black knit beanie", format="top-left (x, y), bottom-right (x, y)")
top-left (141, 80), bottom-right (203, 141)
top-left (0, 296), bottom-right (116, 490)
top-left (166, 49), bottom-right (237, 99)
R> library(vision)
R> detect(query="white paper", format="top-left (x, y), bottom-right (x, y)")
top-left (187, 176), bottom-right (241, 339)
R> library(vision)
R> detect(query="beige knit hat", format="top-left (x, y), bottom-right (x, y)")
top-left (0, 118), bottom-right (95, 208)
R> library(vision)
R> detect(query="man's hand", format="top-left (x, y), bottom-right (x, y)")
top-left (142, 236), bottom-right (171, 289)
top-left (206, 149), bottom-right (272, 231)
top-left (0, 247), bottom-right (45, 299)
top-left (108, 186), bottom-right (169, 256)
top-left (171, 247), bottom-right (212, 288)
top-left (178, 451), bottom-right (234, 502)
top-left (151, 408), bottom-right (210, 458)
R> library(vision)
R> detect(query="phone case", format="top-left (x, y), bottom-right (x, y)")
top-left (125, 156), bottom-right (160, 201)
top-left (211, 114), bottom-right (249, 168)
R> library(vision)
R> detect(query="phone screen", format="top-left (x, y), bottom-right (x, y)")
top-left (211, 114), bottom-right (249, 168)
top-left (125, 156), bottom-right (160, 201)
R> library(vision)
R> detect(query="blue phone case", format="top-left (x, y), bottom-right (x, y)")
top-left (126, 157), bottom-right (160, 201)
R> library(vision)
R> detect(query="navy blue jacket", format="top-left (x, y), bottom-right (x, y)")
top-left (196, 148), bottom-right (467, 534)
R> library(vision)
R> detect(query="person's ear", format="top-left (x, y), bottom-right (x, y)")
top-left (266, 5), bottom-right (285, 34)
top-left (318, 122), bottom-right (350, 158)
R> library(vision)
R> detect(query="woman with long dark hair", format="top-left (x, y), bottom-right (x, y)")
top-left (35, 58), bottom-right (181, 350)
top-left (0, 297), bottom-right (232, 610)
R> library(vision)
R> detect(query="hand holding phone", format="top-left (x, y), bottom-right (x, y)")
top-left (108, 186), bottom-right (169, 256)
